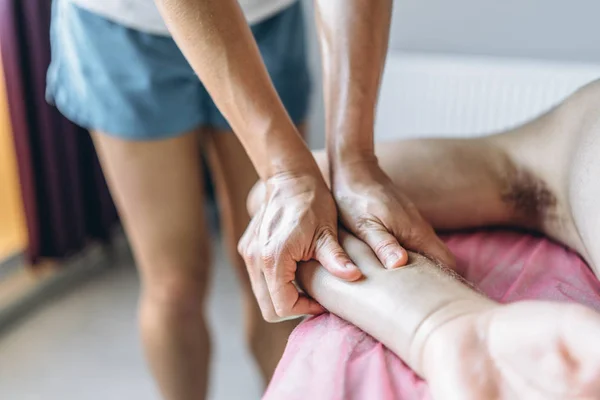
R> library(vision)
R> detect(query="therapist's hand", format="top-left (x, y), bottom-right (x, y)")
top-left (332, 158), bottom-right (455, 269)
top-left (238, 169), bottom-right (362, 322)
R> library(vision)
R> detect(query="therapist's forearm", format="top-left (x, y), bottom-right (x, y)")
top-left (315, 0), bottom-right (392, 167)
top-left (296, 233), bottom-right (495, 377)
top-left (155, 0), bottom-right (315, 179)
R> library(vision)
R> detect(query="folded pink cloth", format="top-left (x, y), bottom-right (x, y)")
top-left (264, 231), bottom-right (600, 400)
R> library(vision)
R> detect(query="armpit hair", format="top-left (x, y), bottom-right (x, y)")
top-left (500, 165), bottom-right (557, 230)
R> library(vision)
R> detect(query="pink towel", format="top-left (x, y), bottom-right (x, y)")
top-left (264, 231), bottom-right (600, 400)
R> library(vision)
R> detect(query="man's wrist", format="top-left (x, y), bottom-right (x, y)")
top-left (408, 297), bottom-right (497, 378)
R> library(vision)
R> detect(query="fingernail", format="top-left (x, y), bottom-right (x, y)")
top-left (344, 263), bottom-right (363, 281)
top-left (385, 253), bottom-right (401, 269)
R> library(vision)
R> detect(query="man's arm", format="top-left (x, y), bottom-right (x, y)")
top-left (295, 234), bottom-right (600, 399)
top-left (155, 0), bottom-right (312, 179)
top-left (297, 233), bottom-right (492, 376)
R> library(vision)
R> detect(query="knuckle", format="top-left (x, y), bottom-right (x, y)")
top-left (260, 249), bottom-right (277, 269)
top-left (241, 246), bottom-right (265, 272)
top-left (314, 236), bottom-right (347, 261)
top-left (237, 239), bottom-right (246, 257)
top-left (273, 301), bottom-right (291, 318)
top-left (314, 226), bottom-right (336, 248)
top-left (374, 238), bottom-right (399, 255)
top-left (261, 308), bottom-right (279, 323)
top-left (238, 232), bottom-right (255, 259)
top-left (329, 248), bottom-right (347, 259)
top-left (317, 225), bottom-right (336, 238)
top-left (239, 243), bottom-right (253, 261)
top-left (240, 251), bottom-right (252, 266)
top-left (354, 218), bottom-right (379, 233)
top-left (237, 231), bottom-right (248, 253)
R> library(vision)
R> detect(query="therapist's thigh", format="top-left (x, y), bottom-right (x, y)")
top-left (91, 129), bottom-right (211, 287)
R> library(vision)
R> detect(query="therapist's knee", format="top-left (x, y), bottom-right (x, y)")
top-left (139, 245), bottom-right (212, 321)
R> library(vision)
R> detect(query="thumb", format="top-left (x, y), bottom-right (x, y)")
top-left (358, 226), bottom-right (408, 269)
top-left (314, 231), bottom-right (362, 281)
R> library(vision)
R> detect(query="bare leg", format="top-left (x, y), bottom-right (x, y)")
top-left (205, 127), bottom-right (303, 383)
top-left (93, 130), bottom-right (211, 400)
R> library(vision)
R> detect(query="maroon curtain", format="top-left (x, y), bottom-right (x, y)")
top-left (0, 0), bottom-right (118, 264)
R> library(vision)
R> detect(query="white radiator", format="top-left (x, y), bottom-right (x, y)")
top-left (375, 53), bottom-right (600, 140)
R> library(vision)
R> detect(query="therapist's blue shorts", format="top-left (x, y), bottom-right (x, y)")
top-left (46, 0), bottom-right (310, 140)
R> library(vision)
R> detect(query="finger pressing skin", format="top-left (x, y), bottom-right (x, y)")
top-left (314, 230), bottom-right (362, 281)
top-left (356, 223), bottom-right (408, 269)
top-left (264, 259), bottom-right (325, 318)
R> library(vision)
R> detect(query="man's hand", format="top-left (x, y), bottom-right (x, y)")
top-left (332, 159), bottom-right (455, 269)
top-left (238, 170), bottom-right (362, 322)
top-left (422, 302), bottom-right (600, 399)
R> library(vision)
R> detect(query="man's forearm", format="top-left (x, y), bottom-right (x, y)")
top-left (155, 0), bottom-right (314, 178)
top-left (315, 0), bottom-right (392, 167)
top-left (296, 233), bottom-right (495, 377)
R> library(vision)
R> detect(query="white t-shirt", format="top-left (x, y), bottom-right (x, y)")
top-left (69, 0), bottom-right (297, 36)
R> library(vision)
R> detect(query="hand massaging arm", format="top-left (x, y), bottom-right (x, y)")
top-left (246, 130), bottom-right (600, 385)
top-left (248, 179), bottom-right (600, 397)
top-left (245, 174), bottom-right (495, 377)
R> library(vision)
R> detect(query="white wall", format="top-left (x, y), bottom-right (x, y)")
top-left (375, 54), bottom-right (600, 141)
top-left (390, 0), bottom-right (600, 63)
